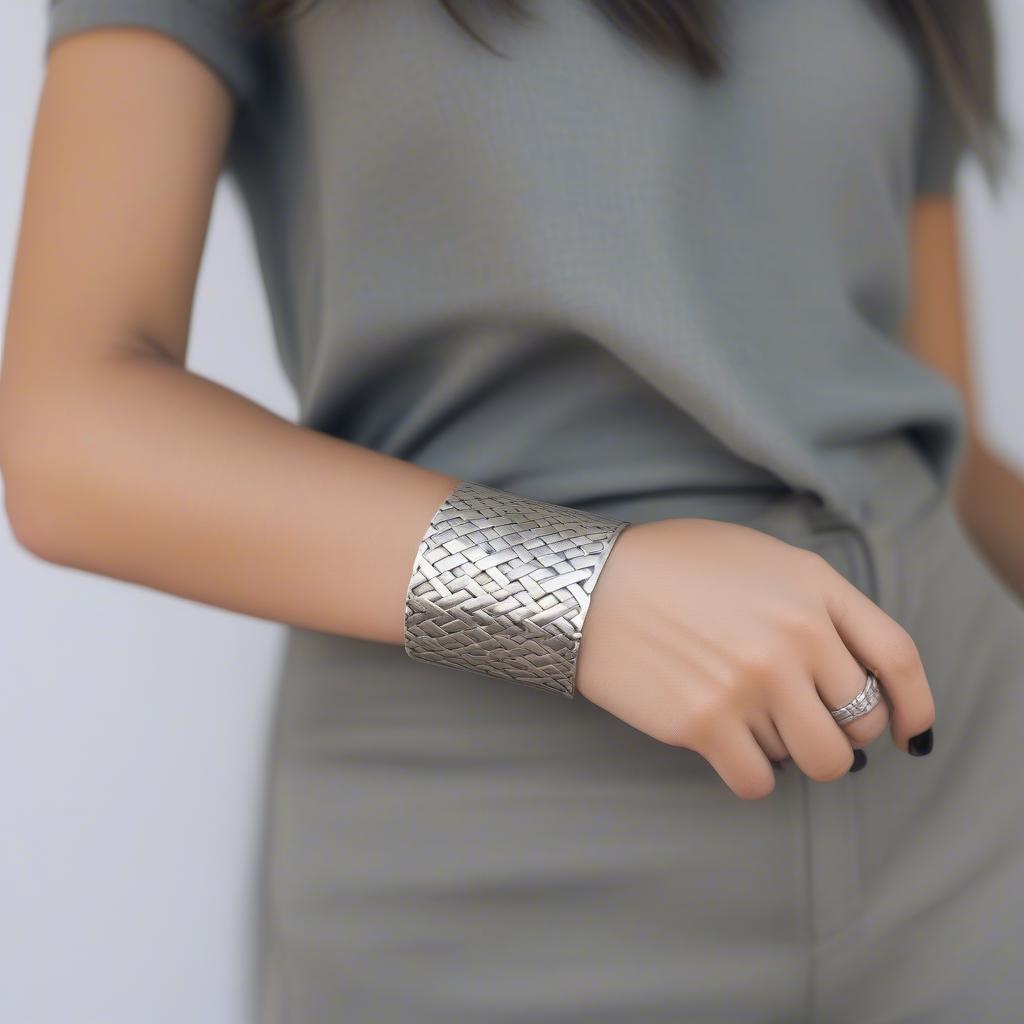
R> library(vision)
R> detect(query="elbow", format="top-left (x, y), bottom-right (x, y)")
top-left (0, 359), bottom-right (89, 564)
top-left (3, 460), bottom-right (74, 565)
top-left (1, 341), bottom-right (153, 566)
top-left (0, 416), bottom-right (76, 564)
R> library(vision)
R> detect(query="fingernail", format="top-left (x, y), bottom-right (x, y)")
top-left (849, 748), bottom-right (868, 773)
top-left (908, 727), bottom-right (933, 757)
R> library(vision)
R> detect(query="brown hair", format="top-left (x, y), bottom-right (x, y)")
top-left (252, 0), bottom-right (1008, 187)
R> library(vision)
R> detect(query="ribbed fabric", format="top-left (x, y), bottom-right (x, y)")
top-left (45, 0), bottom-right (975, 526)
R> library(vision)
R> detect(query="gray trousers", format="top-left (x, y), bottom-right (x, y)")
top-left (256, 443), bottom-right (1024, 1023)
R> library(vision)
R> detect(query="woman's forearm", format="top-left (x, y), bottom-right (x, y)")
top-left (3, 349), bottom-right (461, 646)
top-left (952, 438), bottom-right (1024, 604)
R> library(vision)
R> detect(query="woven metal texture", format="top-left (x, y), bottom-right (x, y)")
top-left (404, 481), bottom-right (630, 698)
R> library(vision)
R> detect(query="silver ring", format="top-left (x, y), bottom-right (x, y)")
top-left (829, 668), bottom-right (882, 725)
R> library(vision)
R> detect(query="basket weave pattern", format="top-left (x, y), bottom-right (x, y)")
top-left (404, 481), bottom-right (630, 698)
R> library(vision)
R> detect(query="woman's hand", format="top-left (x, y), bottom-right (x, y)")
top-left (575, 517), bottom-right (935, 800)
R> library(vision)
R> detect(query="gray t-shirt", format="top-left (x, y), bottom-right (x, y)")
top-left (46, 0), bottom-right (973, 527)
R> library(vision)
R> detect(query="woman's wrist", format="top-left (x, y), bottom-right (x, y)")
top-left (403, 481), bottom-right (631, 697)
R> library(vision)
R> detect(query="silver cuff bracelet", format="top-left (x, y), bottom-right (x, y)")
top-left (403, 480), bottom-right (631, 698)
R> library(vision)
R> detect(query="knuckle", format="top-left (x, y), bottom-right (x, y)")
top-left (886, 630), bottom-right (923, 676)
top-left (681, 700), bottom-right (730, 748)
top-left (793, 546), bottom-right (833, 584)
top-left (654, 704), bottom-right (702, 748)
top-left (797, 547), bottom-right (830, 574)
top-left (654, 722), bottom-right (688, 748)
top-left (732, 644), bottom-right (780, 684)
top-left (775, 601), bottom-right (821, 642)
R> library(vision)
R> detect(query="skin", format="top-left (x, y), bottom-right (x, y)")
top-left (2, 27), bottom-right (1019, 800)
top-left (905, 197), bottom-right (1024, 601)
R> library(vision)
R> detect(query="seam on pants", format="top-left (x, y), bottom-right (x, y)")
top-left (800, 526), bottom-right (875, 1024)
top-left (799, 773), bottom-right (815, 1024)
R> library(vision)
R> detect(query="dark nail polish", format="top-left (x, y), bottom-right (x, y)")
top-left (849, 748), bottom-right (868, 773)
top-left (908, 727), bottom-right (933, 756)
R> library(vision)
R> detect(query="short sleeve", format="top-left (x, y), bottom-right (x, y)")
top-left (44, 0), bottom-right (264, 108)
top-left (911, 67), bottom-right (967, 197)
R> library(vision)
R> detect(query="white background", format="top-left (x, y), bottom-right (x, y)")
top-left (1, 5), bottom-right (1022, 1023)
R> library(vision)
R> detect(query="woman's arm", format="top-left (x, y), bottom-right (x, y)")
top-left (904, 194), bottom-right (1024, 601)
top-left (0, 26), bottom-right (460, 646)
top-left (0, 24), bottom-right (939, 787)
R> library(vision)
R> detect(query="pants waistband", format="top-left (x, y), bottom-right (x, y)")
top-left (579, 437), bottom-right (951, 619)
top-left (779, 440), bottom-right (954, 621)
top-left (808, 436), bottom-right (947, 542)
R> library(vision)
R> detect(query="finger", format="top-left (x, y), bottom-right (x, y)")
top-left (698, 719), bottom-right (778, 801)
top-left (817, 560), bottom-right (935, 753)
top-left (808, 617), bottom-right (890, 749)
top-left (745, 707), bottom-right (790, 762)
top-left (772, 669), bottom-right (859, 782)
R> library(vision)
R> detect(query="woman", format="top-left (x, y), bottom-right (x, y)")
top-left (3, 0), bottom-right (1022, 1019)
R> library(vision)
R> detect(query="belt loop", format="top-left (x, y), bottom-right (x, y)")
top-left (800, 491), bottom-right (852, 533)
